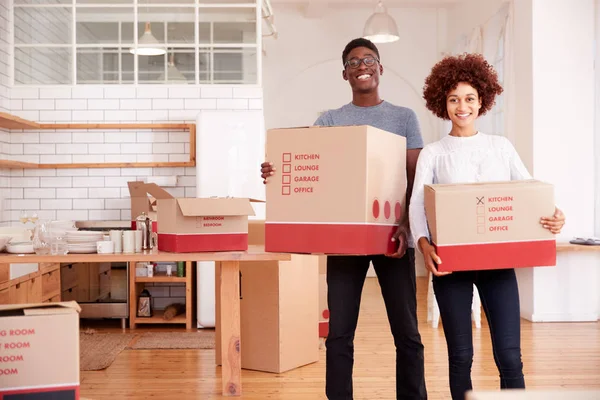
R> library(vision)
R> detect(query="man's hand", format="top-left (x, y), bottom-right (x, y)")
top-left (261, 162), bottom-right (275, 184)
top-left (386, 221), bottom-right (408, 258)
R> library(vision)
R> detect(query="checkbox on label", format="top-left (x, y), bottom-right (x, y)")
top-left (282, 186), bottom-right (291, 195)
top-left (477, 206), bottom-right (485, 215)
top-left (477, 216), bottom-right (485, 224)
top-left (282, 175), bottom-right (291, 184)
top-left (282, 153), bottom-right (292, 162)
top-left (282, 164), bottom-right (291, 173)
top-left (477, 225), bottom-right (485, 234)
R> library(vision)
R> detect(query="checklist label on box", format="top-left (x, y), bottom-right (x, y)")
top-left (477, 225), bottom-right (485, 234)
top-left (282, 175), bottom-right (291, 184)
top-left (477, 216), bottom-right (485, 224)
top-left (282, 186), bottom-right (291, 195)
top-left (282, 164), bottom-right (291, 174)
top-left (282, 153), bottom-right (292, 163)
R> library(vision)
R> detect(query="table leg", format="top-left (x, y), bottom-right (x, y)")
top-left (186, 261), bottom-right (193, 330)
top-left (219, 260), bottom-right (241, 396)
top-left (128, 261), bottom-right (137, 329)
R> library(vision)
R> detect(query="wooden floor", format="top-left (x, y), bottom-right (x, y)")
top-left (81, 277), bottom-right (600, 400)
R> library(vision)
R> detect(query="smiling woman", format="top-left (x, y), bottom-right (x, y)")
top-left (409, 53), bottom-right (566, 400)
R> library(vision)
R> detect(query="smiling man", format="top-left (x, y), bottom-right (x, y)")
top-left (261, 38), bottom-right (427, 400)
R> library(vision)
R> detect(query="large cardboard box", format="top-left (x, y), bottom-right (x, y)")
top-left (265, 125), bottom-right (407, 255)
top-left (0, 302), bottom-right (80, 399)
top-left (424, 180), bottom-right (556, 272)
top-left (128, 182), bottom-right (256, 253)
top-left (215, 220), bottom-right (320, 373)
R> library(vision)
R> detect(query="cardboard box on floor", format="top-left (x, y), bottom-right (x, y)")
top-left (425, 180), bottom-right (556, 272)
top-left (0, 302), bottom-right (81, 399)
top-left (265, 125), bottom-right (406, 255)
top-left (215, 220), bottom-right (320, 373)
top-left (127, 181), bottom-right (257, 253)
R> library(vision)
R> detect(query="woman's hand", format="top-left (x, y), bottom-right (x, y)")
top-left (261, 162), bottom-right (275, 184)
top-left (418, 237), bottom-right (451, 277)
top-left (540, 207), bottom-right (565, 234)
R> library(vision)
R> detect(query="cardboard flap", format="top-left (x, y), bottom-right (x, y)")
top-left (127, 181), bottom-right (148, 198)
top-left (0, 301), bottom-right (81, 314)
top-left (144, 183), bottom-right (174, 199)
top-left (176, 198), bottom-right (256, 217)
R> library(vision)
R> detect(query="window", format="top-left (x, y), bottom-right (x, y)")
top-left (12, 0), bottom-right (260, 85)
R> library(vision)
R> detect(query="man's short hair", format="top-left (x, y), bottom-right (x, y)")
top-left (342, 38), bottom-right (380, 65)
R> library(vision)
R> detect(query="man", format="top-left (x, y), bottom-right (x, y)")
top-left (261, 38), bottom-right (427, 400)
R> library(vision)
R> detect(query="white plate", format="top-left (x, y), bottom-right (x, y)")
top-left (67, 231), bottom-right (103, 236)
top-left (6, 242), bottom-right (35, 254)
top-left (68, 248), bottom-right (97, 254)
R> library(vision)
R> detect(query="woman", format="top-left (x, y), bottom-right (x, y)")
top-left (409, 53), bottom-right (565, 399)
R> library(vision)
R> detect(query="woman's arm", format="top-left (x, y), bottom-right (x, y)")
top-left (408, 147), bottom-right (434, 249)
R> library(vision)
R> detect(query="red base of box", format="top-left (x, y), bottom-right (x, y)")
top-left (265, 223), bottom-right (397, 255)
top-left (158, 233), bottom-right (248, 253)
top-left (0, 384), bottom-right (79, 399)
top-left (319, 321), bottom-right (329, 338)
top-left (434, 239), bottom-right (556, 272)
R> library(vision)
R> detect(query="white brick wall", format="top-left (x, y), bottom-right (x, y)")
top-left (0, 2), bottom-right (10, 115)
top-left (0, 0), bottom-right (9, 227)
top-left (4, 85), bottom-right (264, 224)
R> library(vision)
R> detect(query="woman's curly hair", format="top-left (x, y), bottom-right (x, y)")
top-left (423, 53), bottom-right (503, 120)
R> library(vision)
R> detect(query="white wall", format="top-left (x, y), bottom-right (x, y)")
top-left (262, 6), bottom-right (443, 146)
top-left (446, 0), bottom-right (508, 52)
top-left (1, 1), bottom-right (11, 226)
top-left (529, 0), bottom-right (595, 238)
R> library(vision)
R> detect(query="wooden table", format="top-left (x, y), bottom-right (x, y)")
top-left (0, 245), bottom-right (291, 397)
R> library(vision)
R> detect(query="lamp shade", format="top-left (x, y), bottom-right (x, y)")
top-left (130, 22), bottom-right (166, 56)
top-left (363, 1), bottom-right (399, 44)
top-left (158, 53), bottom-right (188, 83)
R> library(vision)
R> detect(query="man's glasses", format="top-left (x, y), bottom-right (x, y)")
top-left (344, 57), bottom-right (379, 69)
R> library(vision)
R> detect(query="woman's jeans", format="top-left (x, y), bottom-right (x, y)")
top-left (432, 268), bottom-right (525, 400)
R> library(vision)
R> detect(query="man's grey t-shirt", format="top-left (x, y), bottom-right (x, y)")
top-left (313, 101), bottom-right (424, 150)
top-left (313, 100), bottom-right (424, 249)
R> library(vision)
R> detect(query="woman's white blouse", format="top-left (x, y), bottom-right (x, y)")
top-left (409, 132), bottom-right (533, 245)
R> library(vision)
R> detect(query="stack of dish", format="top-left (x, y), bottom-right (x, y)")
top-left (66, 231), bottom-right (104, 254)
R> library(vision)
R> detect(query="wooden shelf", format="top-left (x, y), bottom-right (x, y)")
top-left (0, 112), bottom-right (40, 130)
top-left (37, 161), bottom-right (195, 169)
top-left (130, 260), bottom-right (194, 329)
top-left (0, 113), bottom-right (196, 169)
top-left (134, 313), bottom-right (186, 324)
top-left (135, 274), bottom-right (186, 283)
top-left (0, 159), bottom-right (39, 169)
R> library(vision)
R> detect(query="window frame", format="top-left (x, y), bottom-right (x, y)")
top-left (10, 0), bottom-right (262, 86)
